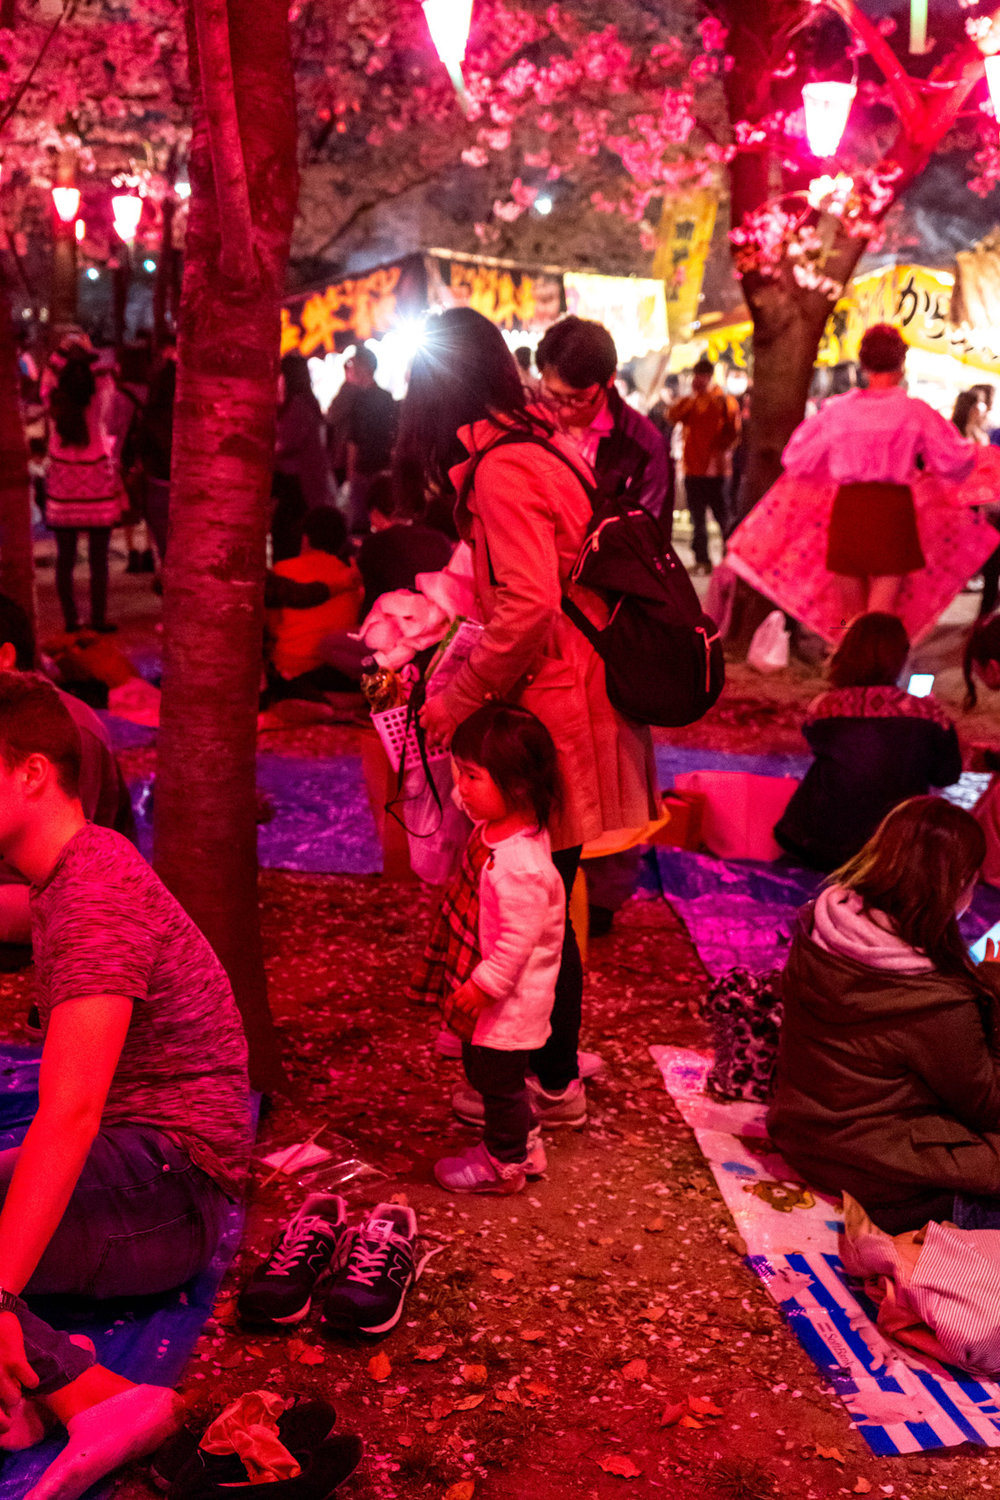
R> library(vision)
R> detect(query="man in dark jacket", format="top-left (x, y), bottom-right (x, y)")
top-left (536, 316), bottom-right (673, 522)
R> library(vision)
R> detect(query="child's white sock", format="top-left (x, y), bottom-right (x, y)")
top-left (24, 1385), bottom-right (184, 1500)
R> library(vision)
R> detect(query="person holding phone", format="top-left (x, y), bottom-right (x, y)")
top-left (775, 613), bottom-right (961, 870)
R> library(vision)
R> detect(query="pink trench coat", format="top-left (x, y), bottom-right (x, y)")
top-left (439, 420), bottom-right (659, 853)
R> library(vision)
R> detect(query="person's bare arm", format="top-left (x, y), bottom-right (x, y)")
top-left (0, 994), bottom-right (132, 1295)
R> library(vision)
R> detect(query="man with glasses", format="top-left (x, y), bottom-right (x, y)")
top-left (535, 316), bottom-right (673, 522)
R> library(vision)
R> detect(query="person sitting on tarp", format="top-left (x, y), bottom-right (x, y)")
top-left (775, 612), bottom-right (961, 872)
top-left (0, 671), bottom-right (251, 1488)
top-left (264, 506), bottom-right (364, 702)
top-left (769, 797), bottom-right (1000, 1235)
top-left (0, 592), bottom-right (134, 973)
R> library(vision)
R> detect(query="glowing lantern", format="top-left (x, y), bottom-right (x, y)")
top-left (802, 80), bottom-right (857, 158)
top-left (111, 193), bottom-right (142, 243)
top-left (51, 186), bottom-right (81, 223)
top-left (75, 218), bottom-right (85, 242)
top-left (986, 54), bottom-right (1000, 123)
top-left (422, 0), bottom-right (472, 70)
top-left (910, 0), bottom-right (928, 54)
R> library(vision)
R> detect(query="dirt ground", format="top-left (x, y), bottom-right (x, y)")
top-left (6, 555), bottom-right (1000, 1498)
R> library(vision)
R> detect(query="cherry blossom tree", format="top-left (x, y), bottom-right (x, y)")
top-left (152, 0), bottom-right (297, 1093)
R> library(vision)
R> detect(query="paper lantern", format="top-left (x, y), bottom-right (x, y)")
top-left (111, 193), bottom-right (142, 243)
top-left (986, 54), bottom-right (1000, 123)
top-left (802, 80), bottom-right (857, 158)
top-left (422, 0), bottom-right (473, 69)
top-left (51, 186), bottom-right (81, 223)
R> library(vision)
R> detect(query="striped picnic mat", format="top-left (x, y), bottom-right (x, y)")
top-left (651, 1045), bottom-right (1000, 1454)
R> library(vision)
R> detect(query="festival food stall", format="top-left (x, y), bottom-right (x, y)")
top-left (671, 259), bottom-right (1000, 414)
top-left (280, 250), bottom-right (669, 406)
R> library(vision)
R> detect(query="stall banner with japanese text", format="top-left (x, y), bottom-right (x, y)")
top-left (281, 256), bottom-right (428, 357)
top-left (563, 272), bottom-right (668, 360)
top-left (425, 254), bottom-right (564, 331)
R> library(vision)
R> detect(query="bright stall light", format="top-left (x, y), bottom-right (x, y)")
top-left (85, 268), bottom-right (100, 281)
top-left (51, 186), bottom-right (81, 223)
top-left (986, 54), bottom-right (1000, 123)
top-left (535, 194), bottom-right (553, 215)
top-left (422, 0), bottom-right (473, 69)
top-left (111, 193), bottom-right (143, 243)
top-left (174, 178), bottom-right (191, 201)
top-left (802, 80), bottom-right (857, 158)
top-left (75, 218), bottom-right (85, 242)
top-left (143, 257), bottom-right (157, 273)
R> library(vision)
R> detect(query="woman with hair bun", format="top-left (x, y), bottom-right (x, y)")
top-left (781, 324), bottom-right (975, 621)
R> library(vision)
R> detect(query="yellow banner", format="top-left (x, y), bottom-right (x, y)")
top-left (654, 190), bottom-right (718, 342)
top-left (670, 263), bottom-right (1000, 377)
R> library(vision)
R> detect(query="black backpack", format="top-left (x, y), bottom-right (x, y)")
top-left (461, 431), bottom-right (724, 729)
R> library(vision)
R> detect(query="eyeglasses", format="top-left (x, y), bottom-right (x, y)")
top-left (540, 380), bottom-right (601, 412)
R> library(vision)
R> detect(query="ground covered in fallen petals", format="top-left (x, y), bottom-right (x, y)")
top-left (5, 626), bottom-right (1000, 1498)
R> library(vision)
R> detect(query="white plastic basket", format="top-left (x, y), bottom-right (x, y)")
top-left (372, 704), bottom-right (450, 773)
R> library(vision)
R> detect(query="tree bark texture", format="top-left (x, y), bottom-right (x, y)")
top-left (153, 0), bottom-right (297, 1093)
top-left (0, 275), bottom-right (37, 641)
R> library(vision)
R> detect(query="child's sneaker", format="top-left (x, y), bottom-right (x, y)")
top-left (237, 1193), bottom-right (351, 1326)
top-left (452, 1076), bottom-right (587, 1129)
top-left (434, 1141), bottom-right (527, 1195)
top-left (434, 1026), bottom-right (463, 1059)
top-left (525, 1127), bottom-right (547, 1178)
top-left (322, 1204), bottom-right (417, 1337)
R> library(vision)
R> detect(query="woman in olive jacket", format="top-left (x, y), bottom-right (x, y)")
top-left (768, 796), bottom-right (1000, 1234)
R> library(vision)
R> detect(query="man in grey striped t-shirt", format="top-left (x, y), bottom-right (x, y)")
top-left (0, 671), bottom-right (249, 1453)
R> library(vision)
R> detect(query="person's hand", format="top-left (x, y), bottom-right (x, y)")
top-left (0, 1312), bottom-right (37, 1431)
top-left (420, 694), bottom-right (459, 749)
top-left (442, 979), bottom-right (490, 1039)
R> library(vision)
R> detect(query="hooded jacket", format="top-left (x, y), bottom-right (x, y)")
top-left (767, 889), bottom-right (1000, 1232)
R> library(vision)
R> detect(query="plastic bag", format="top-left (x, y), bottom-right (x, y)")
top-left (401, 755), bottom-right (470, 885)
top-left (747, 609), bottom-right (789, 674)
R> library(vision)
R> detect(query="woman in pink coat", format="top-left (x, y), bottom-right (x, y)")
top-left (395, 308), bottom-right (657, 1127)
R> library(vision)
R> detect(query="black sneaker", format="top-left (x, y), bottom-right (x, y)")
top-left (238, 1193), bottom-right (351, 1326)
top-left (322, 1203), bottom-right (418, 1337)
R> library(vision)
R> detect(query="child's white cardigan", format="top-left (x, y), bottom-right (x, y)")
top-left (470, 824), bottom-right (566, 1051)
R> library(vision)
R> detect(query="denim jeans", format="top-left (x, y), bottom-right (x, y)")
top-left (2, 1125), bottom-right (232, 1395)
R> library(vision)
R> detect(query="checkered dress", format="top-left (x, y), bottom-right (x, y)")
top-left (408, 829), bottom-right (493, 1004)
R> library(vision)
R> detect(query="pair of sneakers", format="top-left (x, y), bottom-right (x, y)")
top-left (238, 1194), bottom-right (417, 1338)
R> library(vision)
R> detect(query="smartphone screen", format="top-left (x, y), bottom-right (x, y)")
top-left (970, 919), bottom-right (1000, 964)
top-left (907, 673), bottom-right (934, 698)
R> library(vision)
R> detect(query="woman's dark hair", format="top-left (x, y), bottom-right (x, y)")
top-left (963, 613), bottom-right (1000, 709)
top-left (393, 308), bottom-right (550, 511)
top-left (828, 612), bottom-right (910, 689)
top-left (952, 389), bottom-right (982, 438)
top-left (450, 701), bottom-right (561, 831)
top-left (859, 323), bottom-right (907, 374)
top-left (832, 797), bottom-right (989, 992)
top-left (536, 315), bottom-right (618, 389)
top-left (49, 347), bottom-right (97, 447)
top-left (280, 354), bottom-right (317, 405)
top-left (302, 506), bottom-right (349, 557)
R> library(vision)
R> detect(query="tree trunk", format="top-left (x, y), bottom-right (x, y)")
top-left (152, 196), bottom-right (175, 352)
top-left (153, 0), bottom-right (297, 1094)
top-left (0, 275), bottom-right (37, 642)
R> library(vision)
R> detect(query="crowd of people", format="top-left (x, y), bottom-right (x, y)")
top-left (8, 305), bottom-right (1000, 1483)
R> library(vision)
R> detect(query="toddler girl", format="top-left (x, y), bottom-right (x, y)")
top-left (413, 701), bottom-right (565, 1195)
